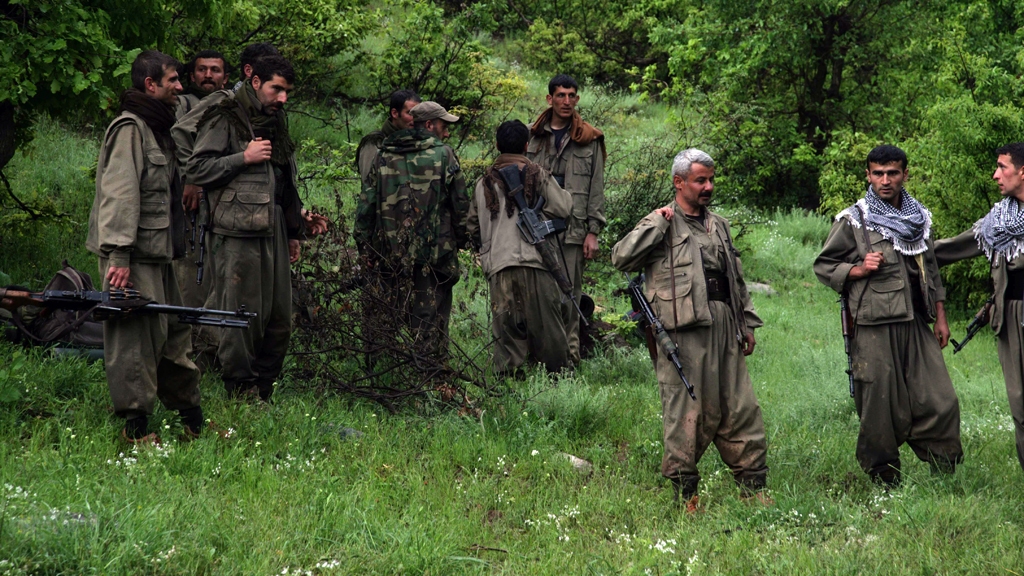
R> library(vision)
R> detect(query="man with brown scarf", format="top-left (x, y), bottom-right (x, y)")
top-left (527, 74), bottom-right (606, 364)
top-left (86, 50), bottom-right (204, 443)
top-left (468, 120), bottom-right (573, 374)
top-left (188, 55), bottom-right (325, 401)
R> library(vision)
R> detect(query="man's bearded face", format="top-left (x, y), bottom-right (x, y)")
top-left (192, 58), bottom-right (227, 93)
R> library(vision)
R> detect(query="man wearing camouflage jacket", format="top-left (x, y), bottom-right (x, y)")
top-left (354, 101), bottom-right (470, 354)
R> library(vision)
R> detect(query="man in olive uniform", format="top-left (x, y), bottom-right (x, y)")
top-left (468, 120), bottom-right (573, 374)
top-left (814, 145), bottom-right (962, 487)
top-left (175, 50), bottom-right (229, 120)
top-left (354, 101), bottom-right (470, 355)
top-left (171, 50), bottom-right (230, 313)
top-left (612, 149), bottom-right (769, 510)
top-left (356, 89), bottom-right (421, 188)
top-left (187, 55), bottom-right (324, 401)
top-left (528, 74), bottom-right (605, 364)
top-left (935, 142), bottom-right (1024, 473)
top-left (86, 50), bottom-right (203, 443)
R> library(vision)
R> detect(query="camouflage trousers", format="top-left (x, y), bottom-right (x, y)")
top-left (658, 300), bottom-right (768, 495)
top-left (851, 316), bottom-right (963, 481)
top-left (205, 209), bottom-right (292, 399)
top-left (489, 266), bottom-right (570, 374)
top-left (99, 258), bottom-right (201, 419)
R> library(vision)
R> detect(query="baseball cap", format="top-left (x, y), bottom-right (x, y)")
top-left (410, 101), bottom-right (459, 123)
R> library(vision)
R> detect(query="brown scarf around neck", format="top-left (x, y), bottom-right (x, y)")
top-left (119, 89), bottom-right (176, 152)
top-left (483, 154), bottom-right (543, 220)
top-left (530, 108), bottom-right (606, 160)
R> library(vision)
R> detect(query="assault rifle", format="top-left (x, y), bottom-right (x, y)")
top-left (195, 191), bottom-right (209, 286)
top-left (951, 297), bottom-right (995, 354)
top-left (839, 294), bottom-right (855, 398)
top-left (498, 165), bottom-right (587, 326)
top-left (0, 287), bottom-right (256, 329)
top-left (625, 273), bottom-right (695, 400)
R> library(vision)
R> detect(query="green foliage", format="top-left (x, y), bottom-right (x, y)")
top-left (514, 0), bottom-right (678, 88)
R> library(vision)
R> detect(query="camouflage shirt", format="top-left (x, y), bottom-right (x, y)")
top-left (354, 128), bottom-right (469, 276)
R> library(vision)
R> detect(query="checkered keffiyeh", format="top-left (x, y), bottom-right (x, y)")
top-left (973, 197), bottom-right (1024, 261)
top-left (836, 187), bottom-right (931, 256)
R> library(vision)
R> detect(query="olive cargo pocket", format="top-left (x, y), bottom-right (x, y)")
top-left (663, 232), bottom-right (694, 269)
top-left (860, 276), bottom-right (908, 323)
top-left (650, 274), bottom-right (696, 331)
top-left (213, 190), bottom-right (274, 234)
top-left (571, 148), bottom-right (593, 177)
top-left (135, 201), bottom-right (170, 258)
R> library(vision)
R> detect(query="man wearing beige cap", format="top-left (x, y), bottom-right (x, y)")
top-left (354, 101), bottom-right (470, 358)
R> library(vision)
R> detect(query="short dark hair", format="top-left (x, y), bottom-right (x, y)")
top-left (996, 142), bottom-right (1024, 170)
top-left (131, 50), bottom-right (180, 91)
top-left (388, 89), bottom-right (421, 114)
top-left (866, 145), bottom-right (908, 170)
top-left (187, 50), bottom-right (231, 77)
top-left (239, 43), bottom-right (280, 74)
top-left (548, 74), bottom-right (579, 95)
top-left (251, 55), bottom-right (295, 86)
top-left (496, 120), bottom-right (529, 154)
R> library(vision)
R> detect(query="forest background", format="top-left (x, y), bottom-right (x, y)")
top-left (2, 0), bottom-right (1024, 573)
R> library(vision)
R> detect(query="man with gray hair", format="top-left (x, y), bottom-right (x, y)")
top-left (612, 148), bottom-right (770, 511)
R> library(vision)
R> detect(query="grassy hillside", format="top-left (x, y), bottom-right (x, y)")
top-left (2, 75), bottom-right (1023, 575)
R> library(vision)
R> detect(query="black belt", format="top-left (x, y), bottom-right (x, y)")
top-left (1007, 269), bottom-right (1024, 300)
top-left (706, 273), bottom-right (730, 302)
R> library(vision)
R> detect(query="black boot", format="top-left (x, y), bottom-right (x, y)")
top-left (179, 406), bottom-right (204, 438)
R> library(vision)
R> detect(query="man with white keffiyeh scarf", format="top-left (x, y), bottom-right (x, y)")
top-left (815, 145), bottom-right (963, 487)
top-left (935, 141), bottom-right (1024, 474)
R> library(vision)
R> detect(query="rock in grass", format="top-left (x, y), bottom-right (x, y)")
top-left (339, 427), bottom-right (365, 441)
top-left (558, 452), bottom-right (593, 476)
top-left (747, 282), bottom-right (777, 296)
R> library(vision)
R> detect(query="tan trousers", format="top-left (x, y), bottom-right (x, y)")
top-left (562, 243), bottom-right (583, 363)
top-left (657, 300), bottom-right (768, 492)
top-left (851, 316), bottom-right (963, 480)
top-left (996, 300), bottom-right (1024, 472)
top-left (99, 258), bottom-right (201, 418)
top-left (489, 266), bottom-right (570, 373)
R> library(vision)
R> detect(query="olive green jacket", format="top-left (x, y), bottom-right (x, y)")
top-left (186, 92), bottom-right (304, 239)
top-left (934, 229), bottom-right (1021, 334)
top-left (611, 203), bottom-right (763, 337)
top-left (175, 93), bottom-right (202, 121)
top-left (467, 154), bottom-right (572, 278)
top-left (87, 111), bottom-right (182, 267)
top-left (526, 120), bottom-right (605, 245)
top-left (814, 214), bottom-right (945, 326)
top-left (356, 118), bottom-right (399, 190)
top-left (172, 89), bottom-right (231, 183)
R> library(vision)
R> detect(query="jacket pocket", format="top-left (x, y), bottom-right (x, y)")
top-left (662, 231), bottom-right (694, 269)
top-left (140, 148), bottom-right (171, 193)
top-left (213, 189), bottom-right (274, 234)
top-left (571, 147), bottom-right (594, 177)
top-left (860, 276), bottom-right (909, 323)
top-left (649, 272), bottom-right (696, 330)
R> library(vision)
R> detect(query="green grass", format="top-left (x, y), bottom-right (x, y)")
top-left (3, 69), bottom-right (1024, 575)
top-left (3, 205), bottom-right (1024, 574)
